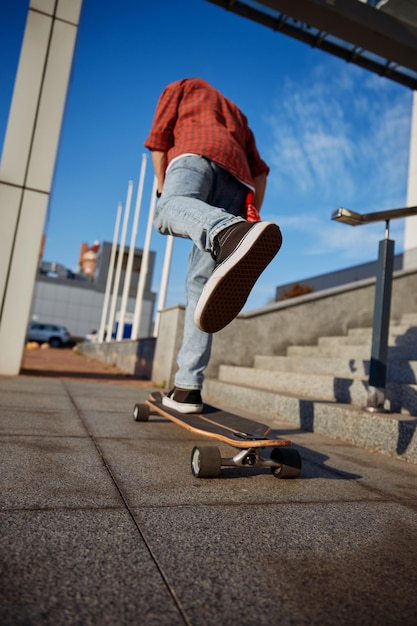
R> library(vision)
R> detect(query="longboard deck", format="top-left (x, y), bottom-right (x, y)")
top-left (146, 392), bottom-right (292, 449)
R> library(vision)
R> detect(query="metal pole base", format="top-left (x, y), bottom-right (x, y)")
top-left (364, 385), bottom-right (390, 413)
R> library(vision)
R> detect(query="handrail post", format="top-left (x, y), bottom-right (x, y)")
top-left (365, 221), bottom-right (395, 412)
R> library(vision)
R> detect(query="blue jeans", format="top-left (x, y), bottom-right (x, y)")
top-left (154, 155), bottom-right (248, 390)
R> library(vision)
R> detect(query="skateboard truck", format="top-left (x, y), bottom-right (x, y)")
top-left (191, 445), bottom-right (302, 479)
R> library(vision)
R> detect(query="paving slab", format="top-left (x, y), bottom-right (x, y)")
top-left (0, 510), bottom-right (184, 625)
top-left (135, 502), bottom-right (417, 626)
top-left (0, 435), bottom-right (121, 510)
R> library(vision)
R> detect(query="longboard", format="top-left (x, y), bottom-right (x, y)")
top-left (133, 392), bottom-right (301, 479)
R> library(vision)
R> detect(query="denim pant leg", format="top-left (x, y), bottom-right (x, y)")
top-left (153, 155), bottom-right (244, 251)
top-left (154, 155), bottom-right (248, 390)
top-left (175, 244), bottom-right (215, 390)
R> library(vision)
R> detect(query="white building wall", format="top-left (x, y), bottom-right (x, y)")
top-left (30, 280), bottom-right (154, 340)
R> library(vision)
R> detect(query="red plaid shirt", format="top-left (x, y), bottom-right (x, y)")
top-left (144, 78), bottom-right (269, 188)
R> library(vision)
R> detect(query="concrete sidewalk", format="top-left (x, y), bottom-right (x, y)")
top-left (1, 373), bottom-right (417, 625)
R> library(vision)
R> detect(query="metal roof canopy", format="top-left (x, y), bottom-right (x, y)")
top-left (205, 0), bottom-right (417, 90)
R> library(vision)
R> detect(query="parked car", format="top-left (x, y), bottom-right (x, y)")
top-left (27, 322), bottom-right (72, 347)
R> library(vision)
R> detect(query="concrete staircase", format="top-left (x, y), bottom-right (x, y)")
top-left (204, 313), bottom-right (417, 464)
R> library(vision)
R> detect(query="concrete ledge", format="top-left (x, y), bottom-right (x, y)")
top-left (77, 338), bottom-right (156, 379)
top-left (152, 305), bottom-right (185, 388)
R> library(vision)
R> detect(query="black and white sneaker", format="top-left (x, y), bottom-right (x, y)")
top-left (162, 387), bottom-right (203, 414)
top-left (194, 220), bottom-right (282, 333)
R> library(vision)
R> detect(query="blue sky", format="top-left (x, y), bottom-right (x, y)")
top-left (0, 0), bottom-right (413, 312)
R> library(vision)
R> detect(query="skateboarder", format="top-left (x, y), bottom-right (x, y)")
top-left (144, 78), bottom-right (282, 413)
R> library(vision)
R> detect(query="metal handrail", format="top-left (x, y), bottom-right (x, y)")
top-left (332, 205), bottom-right (417, 226)
top-left (331, 205), bottom-right (417, 412)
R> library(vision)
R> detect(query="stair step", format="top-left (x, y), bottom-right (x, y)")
top-left (318, 335), bottom-right (371, 346)
top-left (400, 313), bottom-right (417, 325)
top-left (347, 327), bottom-right (372, 336)
top-left (286, 344), bottom-right (417, 360)
top-left (253, 355), bottom-right (417, 383)
top-left (348, 323), bottom-right (417, 337)
top-left (218, 365), bottom-right (417, 414)
top-left (218, 364), bottom-right (368, 404)
top-left (287, 345), bottom-right (372, 358)
top-left (203, 379), bottom-right (417, 464)
top-left (318, 329), bottom-right (417, 347)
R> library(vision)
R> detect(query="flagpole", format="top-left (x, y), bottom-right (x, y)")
top-left (153, 235), bottom-right (174, 337)
top-left (97, 201), bottom-right (122, 343)
top-left (116, 155), bottom-right (147, 340)
top-left (106, 180), bottom-right (133, 341)
top-left (131, 176), bottom-right (157, 339)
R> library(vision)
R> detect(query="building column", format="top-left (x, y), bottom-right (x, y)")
top-left (404, 90), bottom-right (417, 268)
top-left (0, 0), bottom-right (83, 375)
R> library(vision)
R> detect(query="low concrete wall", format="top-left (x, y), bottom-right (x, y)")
top-left (78, 337), bottom-right (156, 379)
top-left (152, 268), bottom-right (417, 388)
top-left (76, 268), bottom-right (417, 387)
top-left (152, 305), bottom-right (185, 388)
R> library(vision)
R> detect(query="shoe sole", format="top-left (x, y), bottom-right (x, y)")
top-left (194, 222), bottom-right (282, 333)
top-left (162, 395), bottom-right (204, 414)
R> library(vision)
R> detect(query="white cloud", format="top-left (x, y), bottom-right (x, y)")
top-left (306, 218), bottom-right (405, 261)
top-left (263, 60), bottom-right (412, 265)
top-left (265, 61), bottom-right (412, 208)
top-left (277, 212), bottom-right (321, 229)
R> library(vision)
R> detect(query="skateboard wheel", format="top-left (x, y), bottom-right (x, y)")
top-left (270, 448), bottom-right (302, 478)
top-left (191, 445), bottom-right (221, 478)
top-left (133, 403), bottom-right (150, 422)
